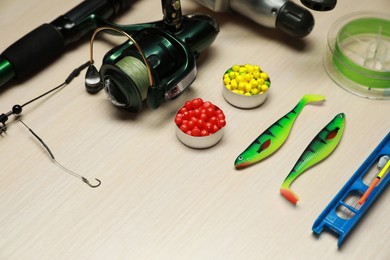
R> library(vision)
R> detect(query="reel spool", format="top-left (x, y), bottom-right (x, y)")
top-left (101, 54), bottom-right (152, 113)
top-left (85, 26), bottom-right (154, 113)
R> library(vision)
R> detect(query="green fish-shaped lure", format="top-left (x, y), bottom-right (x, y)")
top-left (235, 94), bottom-right (326, 169)
top-left (280, 113), bottom-right (345, 205)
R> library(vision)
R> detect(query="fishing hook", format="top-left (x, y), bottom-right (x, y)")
top-left (82, 177), bottom-right (102, 188)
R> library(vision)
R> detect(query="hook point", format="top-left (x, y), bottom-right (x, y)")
top-left (82, 177), bottom-right (101, 188)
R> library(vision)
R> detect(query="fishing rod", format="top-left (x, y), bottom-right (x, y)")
top-left (0, 0), bottom-right (135, 89)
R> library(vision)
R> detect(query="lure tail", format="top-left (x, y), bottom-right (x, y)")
top-left (280, 113), bottom-right (345, 204)
top-left (280, 187), bottom-right (300, 204)
top-left (299, 94), bottom-right (327, 106)
top-left (234, 94), bottom-right (325, 169)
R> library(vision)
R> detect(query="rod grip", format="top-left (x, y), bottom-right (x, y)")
top-left (1, 23), bottom-right (64, 78)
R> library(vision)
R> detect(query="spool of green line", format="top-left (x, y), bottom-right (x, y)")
top-left (102, 55), bottom-right (151, 112)
top-left (116, 56), bottom-right (149, 101)
top-left (324, 12), bottom-right (390, 99)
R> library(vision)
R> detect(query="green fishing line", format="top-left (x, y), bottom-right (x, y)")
top-left (115, 56), bottom-right (150, 101)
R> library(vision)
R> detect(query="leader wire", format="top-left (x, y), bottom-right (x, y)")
top-left (0, 61), bottom-right (101, 188)
top-left (19, 119), bottom-right (101, 188)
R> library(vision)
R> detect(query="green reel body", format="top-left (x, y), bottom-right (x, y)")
top-left (100, 14), bottom-right (219, 112)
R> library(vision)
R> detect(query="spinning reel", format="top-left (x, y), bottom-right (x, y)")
top-left (193, 0), bottom-right (337, 38)
top-left (85, 0), bottom-right (219, 112)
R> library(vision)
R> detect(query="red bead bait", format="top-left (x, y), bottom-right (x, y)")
top-left (175, 98), bottom-right (226, 137)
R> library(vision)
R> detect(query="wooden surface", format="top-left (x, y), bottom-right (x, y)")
top-left (1, 0), bottom-right (389, 259)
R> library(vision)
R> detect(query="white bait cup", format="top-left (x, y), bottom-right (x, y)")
top-left (222, 86), bottom-right (268, 109)
top-left (175, 125), bottom-right (224, 149)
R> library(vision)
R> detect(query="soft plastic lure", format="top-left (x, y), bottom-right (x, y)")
top-left (280, 113), bottom-right (345, 204)
top-left (234, 94), bottom-right (326, 169)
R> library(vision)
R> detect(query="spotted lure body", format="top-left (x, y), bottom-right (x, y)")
top-left (280, 113), bottom-right (345, 205)
top-left (234, 94), bottom-right (326, 169)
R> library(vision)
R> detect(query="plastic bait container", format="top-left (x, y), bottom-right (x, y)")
top-left (324, 12), bottom-right (390, 99)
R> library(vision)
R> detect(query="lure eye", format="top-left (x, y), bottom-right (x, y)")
top-left (238, 156), bottom-right (243, 161)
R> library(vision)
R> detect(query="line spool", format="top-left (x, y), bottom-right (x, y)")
top-left (105, 55), bottom-right (150, 106)
top-left (324, 12), bottom-right (390, 99)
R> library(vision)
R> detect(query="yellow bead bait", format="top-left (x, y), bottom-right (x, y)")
top-left (223, 64), bottom-right (270, 96)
